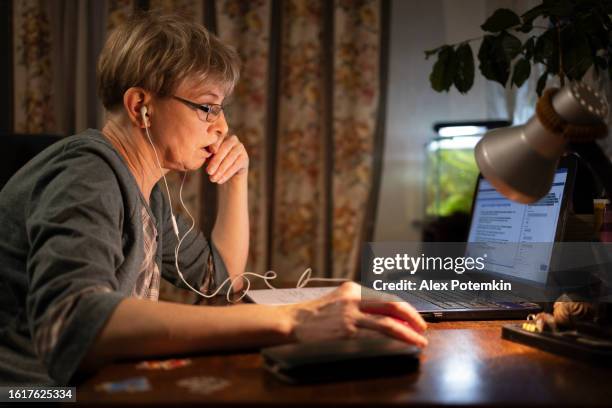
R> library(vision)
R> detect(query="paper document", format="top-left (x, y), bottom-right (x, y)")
top-left (246, 287), bottom-right (337, 305)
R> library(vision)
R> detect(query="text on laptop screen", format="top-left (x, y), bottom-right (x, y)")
top-left (466, 169), bottom-right (568, 283)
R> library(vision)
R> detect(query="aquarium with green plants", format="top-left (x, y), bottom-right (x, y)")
top-left (425, 122), bottom-right (509, 217)
top-left (426, 141), bottom-right (478, 217)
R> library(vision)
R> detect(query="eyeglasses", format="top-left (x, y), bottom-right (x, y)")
top-left (172, 95), bottom-right (224, 123)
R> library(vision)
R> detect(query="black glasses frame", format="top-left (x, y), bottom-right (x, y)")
top-left (172, 95), bottom-right (224, 123)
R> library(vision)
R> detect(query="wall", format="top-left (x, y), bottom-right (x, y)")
top-left (374, 0), bottom-right (537, 241)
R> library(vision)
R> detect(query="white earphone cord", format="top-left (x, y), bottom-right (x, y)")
top-left (142, 114), bottom-right (180, 236)
top-left (142, 112), bottom-right (348, 303)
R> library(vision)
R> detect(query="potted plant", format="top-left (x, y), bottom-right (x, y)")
top-left (425, 0), bottom-right (612, 96)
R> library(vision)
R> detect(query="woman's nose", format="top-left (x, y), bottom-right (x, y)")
top-left (210, 111), bottom-right (229, 137)
top-left (209, 113), bottom-right (228, 152)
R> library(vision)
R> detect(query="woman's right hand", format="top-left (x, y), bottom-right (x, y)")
top-left (286, 282), bottom-right (428, 347)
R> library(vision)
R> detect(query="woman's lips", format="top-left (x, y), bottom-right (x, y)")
top-left (201, 145), bottom-right (212, 158)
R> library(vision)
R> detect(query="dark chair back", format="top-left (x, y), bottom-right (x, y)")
top-left (0, 134), bottom-right (63, 190)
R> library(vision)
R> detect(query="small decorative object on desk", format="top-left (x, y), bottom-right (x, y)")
top-left (95, 377), bottom-right (152, 393)
top-left (599, 201), bottom-right (612, 243)
top-left (504, 295), bottom-right (612, 365)
top-left (593, 198), bottom-right (609, 236)
top-left (136, 358), bottom-right (192, 370)
top-left (176, 376), bottom-right (230, 395)
top-left (553, 296), bottom-right (596, 328)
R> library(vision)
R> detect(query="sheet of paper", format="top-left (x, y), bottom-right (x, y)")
top-left (246, 287), bottom-right (336, 305)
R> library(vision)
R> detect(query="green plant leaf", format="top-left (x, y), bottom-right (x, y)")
top-left (499, 31), bottom-right (522, 61)
top-left (533, 29), bottom-right (558, 74)
top-left (453, 43), bottom-right (475, 93)
top-left (429, 46), bottom-right (457, 92)
top-left (481, 8), bottom-right (521, 32)
top-left (523, 37), bottom-right (536, 60)
top-left (543, 0), bottom-right (573, 17)
top-left (534, 30), bottom-right (555, 63)
top-left (562, 26), bottom-right (593, 80)
top-left (536, 71), bottom-right (548, 96)
top-left (518, 21), bottom-right (533, 33)
top-left (425, 46), bottom-right (442, 59)
top-left (521, 4), bottom-right (547, 24)
top-left (512, 58), bottom-right (531, 88)
top-left (576, 12), bottom-right (610, 57)
top-left (478, 35), bottom-right (510, 87)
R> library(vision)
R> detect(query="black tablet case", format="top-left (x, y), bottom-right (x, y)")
top-left (261, 337), bottom-right (421, 384)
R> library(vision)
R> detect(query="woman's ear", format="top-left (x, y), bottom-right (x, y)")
top-left (123, 87), bottom-right (151, 128)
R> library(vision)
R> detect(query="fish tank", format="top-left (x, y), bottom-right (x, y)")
top-left (425, 121), bottom-right (510, 217)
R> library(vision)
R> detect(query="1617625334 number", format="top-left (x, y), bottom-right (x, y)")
top-left (1, 387), bottom-right (76, 402)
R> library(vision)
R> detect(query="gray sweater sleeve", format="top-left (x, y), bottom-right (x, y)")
top-left (159, 200), bottom-right (231, 295)
top-left (25, 146), bottom-right (126, 385)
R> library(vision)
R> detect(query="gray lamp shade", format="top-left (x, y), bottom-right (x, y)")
top-left (475, 82), bottom-right (608, 204)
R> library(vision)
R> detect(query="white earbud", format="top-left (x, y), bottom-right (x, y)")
top-left (140, 106), bottom-right (149, 127)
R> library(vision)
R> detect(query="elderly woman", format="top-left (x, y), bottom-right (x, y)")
top-left (0, 13), bottom-right (427, 385)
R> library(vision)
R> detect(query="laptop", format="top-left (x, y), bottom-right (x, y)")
top-left (247, 158), bottom-right (575, 321)
top-left (401, 157), bottom-right (576, 320)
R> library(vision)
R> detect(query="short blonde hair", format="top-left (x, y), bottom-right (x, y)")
top-left (97, 12), bottom-right (240, 110)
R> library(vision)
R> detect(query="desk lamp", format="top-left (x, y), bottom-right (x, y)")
top-left (474, 82), bottom-right (612, 358)
top-left (475, 82), bottom-right (609, 203)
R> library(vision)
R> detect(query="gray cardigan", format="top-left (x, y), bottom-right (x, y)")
top-left (0, 129), bottom-right (228, 385)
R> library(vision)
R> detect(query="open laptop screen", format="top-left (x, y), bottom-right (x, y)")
top-left (466, 168), bottom-right (568, 284)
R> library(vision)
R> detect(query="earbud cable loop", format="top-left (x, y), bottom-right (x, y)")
top-left (143, 116), bottom-right (349, 303)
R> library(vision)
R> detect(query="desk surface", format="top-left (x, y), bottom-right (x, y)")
top-left (74, 320), bottom-right (612, 407)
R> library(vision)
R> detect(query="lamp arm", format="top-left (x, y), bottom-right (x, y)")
top-left (569, 142), bottom-right (612, 201)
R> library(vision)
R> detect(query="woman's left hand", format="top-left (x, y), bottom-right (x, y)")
top-left (206, 134), bottom-right (249, 184)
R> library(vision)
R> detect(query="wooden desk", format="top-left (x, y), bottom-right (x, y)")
top-left (73, 319), bottom-right (612, 407)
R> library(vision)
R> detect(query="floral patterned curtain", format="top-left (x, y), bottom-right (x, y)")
top-left (332, 1), bottom-right (383, 279)
top-left (12, 0), bottom-right (133, 136)
top-left (9, 0), bottom-right (387, 293)
top-left (12, 0), bottom-right (55, 134)
top-left (216, 0), bottom-right (386, 281)
top-left (215, 0), bottom-right (272, 276)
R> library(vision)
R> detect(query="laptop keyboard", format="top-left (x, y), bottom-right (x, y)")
top-left (408, 290), bottom-right (506, 309)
